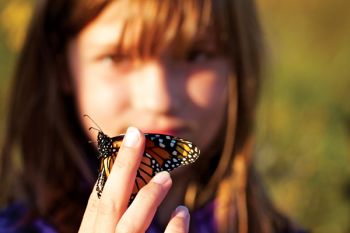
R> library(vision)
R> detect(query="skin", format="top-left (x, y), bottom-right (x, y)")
top-left (79, 127), bottom-right (190, 232)
top-left (68, 1), bottom-right (232, 231)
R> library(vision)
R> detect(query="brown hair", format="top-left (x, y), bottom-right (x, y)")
top-left (1, 0), bottom-right (299, 232)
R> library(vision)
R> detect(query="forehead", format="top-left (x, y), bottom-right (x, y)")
top-left (76, 2), bottom-right (124, 47)
top-left (75, 0), bottom-right (216, 56)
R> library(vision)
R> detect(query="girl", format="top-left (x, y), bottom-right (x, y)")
top-left (0, 0), bottom-right (306, 232)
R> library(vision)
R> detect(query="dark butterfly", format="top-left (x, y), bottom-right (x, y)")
top-left (85, 116), bottom-right (200, 203)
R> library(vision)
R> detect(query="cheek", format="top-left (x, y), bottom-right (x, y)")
top-left (70, 59), bottom-right (130, 134)
top-left (77, 82), bottom-right (126, 115)
top-left (187, 70), bottom-right (228, 109)
top-left (185, 66), bottom-right (231, 152)
top-left (68, 39), bottom-right (130, 137)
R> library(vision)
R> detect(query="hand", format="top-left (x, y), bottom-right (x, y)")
top-left (78, 127), bottom-right (190, 233)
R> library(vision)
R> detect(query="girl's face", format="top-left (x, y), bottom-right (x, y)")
top-left (68, 2), bottom-right (232, 154)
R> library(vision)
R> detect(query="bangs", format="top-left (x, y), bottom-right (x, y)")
top-left (113, 0), bottom-right (213, 59)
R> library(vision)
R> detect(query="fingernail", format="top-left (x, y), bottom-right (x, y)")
top-left (124, 127), bottom-right (140, 148)
top-left (173, 205), bottom-right (190, 218)
top-left (152, 171), bottom-right (170, 185)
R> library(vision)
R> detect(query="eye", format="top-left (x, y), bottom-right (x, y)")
top-left (100, 53), bottom-right (136, 72)
top-left (102, 53), bottom-right (131, 65)
top-left (186, 48), bottom-right (215, 63)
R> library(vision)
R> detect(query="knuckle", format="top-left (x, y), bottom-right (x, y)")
top-left (113, 147), bottom-right (139, 171)
top-left (136, 182), bottom-right (163, 203)
top-left (116, 218), bottom-right (136, 233)
top-left (86, 194), bottom-right (99, 213)
top-left (113, 154), bottom-right (134, 170)
top-left (97, 198), bottom-right (119, 215)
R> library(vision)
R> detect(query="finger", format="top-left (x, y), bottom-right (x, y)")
top-left (78, 183), bottom-right (100, 233)
top-left (164, 206), bottom-right (190, 233)
top-left (94, 127), bottom-right (145, 232)
top-left (116, 171), bottom-right (172, 233)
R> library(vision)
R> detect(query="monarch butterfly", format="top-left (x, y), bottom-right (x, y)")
top-left (85, 116), bottom-right (200, 203)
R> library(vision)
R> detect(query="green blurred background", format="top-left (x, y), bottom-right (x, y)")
top-left (0, 0), bottom-right (349, 232)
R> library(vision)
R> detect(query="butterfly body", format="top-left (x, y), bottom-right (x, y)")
top-left (95, 131), bottom-right (200, 202)
top-left (96, 131), bottom-right (119, 159)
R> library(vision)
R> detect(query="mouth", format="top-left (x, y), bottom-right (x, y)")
top-left (139, 120), bottom-right (193, 138)
top-left (115, 115), bottom-right (194, 139)
top-left (141, 128), bottom-right (184, 137)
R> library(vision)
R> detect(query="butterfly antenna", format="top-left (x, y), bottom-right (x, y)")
top-left (88, 126), bottom-right (101, 132)
top-left (84, 114), bottom-right (103, 132)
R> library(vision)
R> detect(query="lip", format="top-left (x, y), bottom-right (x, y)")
top-left (145, 129), bottom-right (177, 136)
top-left (141, 127), bottom-right (187, 137)
top-left (128, 116), bottom-right (194, 138)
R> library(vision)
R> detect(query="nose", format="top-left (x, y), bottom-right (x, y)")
top-left (130, 59), bottom-right (183, 114)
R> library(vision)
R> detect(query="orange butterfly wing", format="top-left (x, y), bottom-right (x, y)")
top-left (96, 132), bottom-right (200, 204)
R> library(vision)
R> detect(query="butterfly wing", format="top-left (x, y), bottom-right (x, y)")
top-left (129, 134), bottom-right (200, 202)
top-left (95, 135), bottom-right (122, 197)
top-left (96, 165), bottom-right (106, 198)
top-left (96, 133), bottom-right (200, 204)
top-left (144, 134), bottom-right (200, 171)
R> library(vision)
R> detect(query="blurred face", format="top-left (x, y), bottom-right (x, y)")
top-left (68, 2), bottom-right (233, 155)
